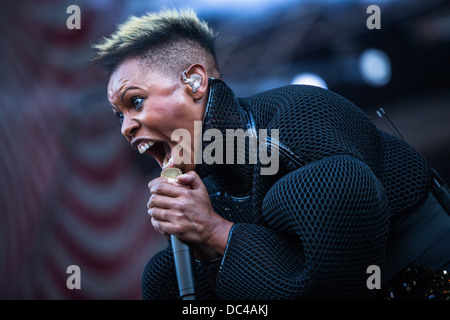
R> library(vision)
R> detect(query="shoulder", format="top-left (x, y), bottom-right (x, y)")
top-left (244, 84), bottom-right (381, 166)
top-left (247, 84), bottom-right (349, 105)
top-left (243, 84), bottom-right (365, 122)
top-left (243, 84), bottom-right (372, 132)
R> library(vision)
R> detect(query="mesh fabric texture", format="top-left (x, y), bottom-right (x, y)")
top-left (141, 79), bottom-right (433, 299)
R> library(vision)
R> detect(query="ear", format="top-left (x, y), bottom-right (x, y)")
top-left (182, 64), bottom-right (209, 101)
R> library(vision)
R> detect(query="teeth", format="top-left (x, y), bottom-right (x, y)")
top-left (138, 141), bottom-right (154, 154)
top-left (162, 155), bottom-right (174, 169)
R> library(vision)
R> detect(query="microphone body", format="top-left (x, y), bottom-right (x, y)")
top-left (171, 236), bottom-right (197, 300)
top-left (161, 168), bottom-right (197, 300)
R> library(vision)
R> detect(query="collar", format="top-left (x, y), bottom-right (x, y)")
top-left (195, 78), bottom-right (254, 196)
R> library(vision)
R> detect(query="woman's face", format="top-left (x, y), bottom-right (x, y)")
top-left (107, 58), bottom-right (206, 173)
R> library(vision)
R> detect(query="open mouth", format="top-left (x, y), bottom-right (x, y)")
top-left (136, 140), bottom-right (174, 169)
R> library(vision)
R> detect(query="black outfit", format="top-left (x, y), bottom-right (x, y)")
top-left (141, 79), bottom-right (450, 299)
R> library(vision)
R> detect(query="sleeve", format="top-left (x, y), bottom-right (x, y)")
top-left (215, 155), bottom-right (390, 299)
top-left (141, 242), bottom-right (223, 300)
top-left (141, 245), bottom-right (179, 300)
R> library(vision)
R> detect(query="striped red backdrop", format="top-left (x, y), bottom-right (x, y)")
top-left (0, 1), bottom-right (167, 299)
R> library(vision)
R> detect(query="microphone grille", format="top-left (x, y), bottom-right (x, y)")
top-left (160, 167), bottom-right (183, 179)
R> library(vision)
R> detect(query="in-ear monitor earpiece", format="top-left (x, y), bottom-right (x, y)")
top-left (183, 70), bottom-right (202, 93)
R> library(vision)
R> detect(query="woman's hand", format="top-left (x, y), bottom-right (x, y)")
top-left (147, 171), bottom-right (233, 260)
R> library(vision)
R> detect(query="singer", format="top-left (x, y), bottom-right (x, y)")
top-left (91, 8), bottom-right (450, 299)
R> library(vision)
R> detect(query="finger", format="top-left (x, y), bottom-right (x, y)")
top-left (147, 194), bottom-right (173, 210)
top-left (147, 177), bottom-right (169, 190)
top-left (150, 217), bottom-right (171, 238)
top-left (176, 171), bottom-right (204, 190)
top-left (149, 176), bottom-right (189, 188)
top-left (150, 216), bottom-right (179, 237)
top-left (147, 207), bottom-right (171, 222)
top-left (149, 181), bottom-right (186, 197)
top-left (148, 206), bottom-right (187, 226)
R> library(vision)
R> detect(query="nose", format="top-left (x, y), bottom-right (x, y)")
top-left (121, 115), bottom-right (140, 138)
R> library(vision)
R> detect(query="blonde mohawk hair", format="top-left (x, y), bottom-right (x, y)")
top-left (91, 8), bottom-right (220, 77)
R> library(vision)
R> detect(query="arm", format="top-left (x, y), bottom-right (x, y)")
top-left (216, 155), bottom-right (390, 299)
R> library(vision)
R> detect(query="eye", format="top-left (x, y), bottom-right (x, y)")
top-left (131, 97), bottom-right (144, 111)
top-left (115, 111), bottom-right (124, 124)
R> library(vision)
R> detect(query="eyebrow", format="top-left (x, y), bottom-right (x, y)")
top-left (120, 86), bottom-right (140, 103)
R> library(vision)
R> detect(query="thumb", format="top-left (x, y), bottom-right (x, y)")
top-left (176, 171), bottom-right (203, 190)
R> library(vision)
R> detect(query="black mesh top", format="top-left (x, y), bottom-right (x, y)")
top-left (141, 79), bottom-right (433, 299)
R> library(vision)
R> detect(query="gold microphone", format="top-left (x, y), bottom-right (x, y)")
top-left (160, 168), bottom-right (197, 300)
top-left (160, 167), bottom-right (183, 180)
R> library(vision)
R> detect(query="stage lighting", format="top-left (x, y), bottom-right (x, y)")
top-left (292, 73), bottom-right (328, 89)
top-left (358, 48), bottom-right (391, 87)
